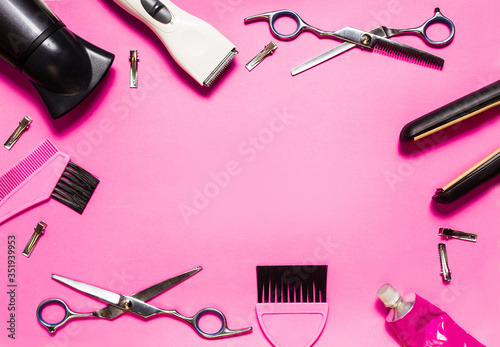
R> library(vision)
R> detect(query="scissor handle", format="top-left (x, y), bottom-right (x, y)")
top-left (184, 307), bottom-right (251, 339)
top-left (402, 8), bottom-right (455, 46)
top-left (37, 298), bottom-right (92, 333)
top-left (245, 10), bottom-right (327, 40)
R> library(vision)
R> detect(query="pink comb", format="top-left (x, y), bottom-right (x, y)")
top-left (0, 139), bottom-right (99, 224)
top-left (256, 266), bottom-right (328, 347)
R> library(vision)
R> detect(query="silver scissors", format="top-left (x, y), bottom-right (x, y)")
top-left (244, 8), bottom-right (455, 74)
top-left (36, 267), bottom-right (252, 338)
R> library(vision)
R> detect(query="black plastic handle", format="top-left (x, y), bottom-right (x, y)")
top-left (433, 150), bottom-right (500, 203)
top-left (400, 80), bottom-right (500, 142)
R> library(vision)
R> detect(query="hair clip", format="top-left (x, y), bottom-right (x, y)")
top-left (439, 228), bottom-right (477, 242)
top-left (4, 116), bottom-right (32, 150)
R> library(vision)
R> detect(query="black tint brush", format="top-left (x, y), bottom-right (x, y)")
top-left (256, 265), bottom-right (328, 347)
top-left (0, 139), bottom-right (99, 224)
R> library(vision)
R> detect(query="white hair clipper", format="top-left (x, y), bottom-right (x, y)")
top-left (113, 0), bottom-right (237, 87)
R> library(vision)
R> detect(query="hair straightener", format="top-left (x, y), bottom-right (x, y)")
top-left (112, 0), bottom-right (237, 87)
top-left (400, 80), bottom-right (500, 203)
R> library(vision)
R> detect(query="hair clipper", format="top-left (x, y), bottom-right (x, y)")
top-left (112, 0), bottom-right (237, 87)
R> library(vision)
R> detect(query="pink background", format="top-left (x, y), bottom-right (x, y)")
top-left (1, 0), bottom-right (500, 346)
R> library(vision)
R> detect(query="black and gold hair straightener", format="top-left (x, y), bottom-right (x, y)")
top-left (400, 80), bottom-right (500, 203)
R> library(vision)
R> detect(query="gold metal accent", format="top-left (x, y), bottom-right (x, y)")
top-left (414, 100), bottom-right (500, 141)
top-left (442, 147), bottom-right (500, 191)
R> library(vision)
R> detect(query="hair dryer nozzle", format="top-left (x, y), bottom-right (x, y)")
top-left (25, 30), bottom-right (114, 119)
top-left (0, 0), bottom-right (114, 119)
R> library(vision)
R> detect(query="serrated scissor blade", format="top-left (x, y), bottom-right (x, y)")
top-left (292, 26), bottom-right (444, 74)
top-left (371, 35), bottom-right (444, 69)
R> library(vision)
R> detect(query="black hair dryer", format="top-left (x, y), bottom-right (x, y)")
top-left (0, 0), bottom-right (114, 119)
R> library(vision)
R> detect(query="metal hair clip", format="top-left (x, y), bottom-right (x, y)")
top-left (4, 116), bottom-right (32, 150)
top-left (129, 50), bottom-right (139, 88)
top-left (23, 221), bottom-right (47, 257)
top-left (439, 228), bottom-right (477, 242)
top-left (438, 243), bottom-right (451, 282)
top-left (246, 41), bottom-right (277, 71)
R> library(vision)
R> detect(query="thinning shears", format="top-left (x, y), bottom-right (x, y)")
top-left (244, 8), bottom-right (455, 74)
top-left (37, 267), bottom-right (252, 338)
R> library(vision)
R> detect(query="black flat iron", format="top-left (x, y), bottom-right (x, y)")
top-left (0, 0), bottom-right (114, 119)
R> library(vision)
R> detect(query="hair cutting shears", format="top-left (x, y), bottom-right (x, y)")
top-left (37, 267), bottom-right (252, 338)
top-left (244, 8), bottom-right (455, 74)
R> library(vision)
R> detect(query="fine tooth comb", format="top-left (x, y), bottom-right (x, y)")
top-left (256, 265), bottom-right (328, 347)
top-left (372, 39), bottom-right (444, 70)
top-left (0, 139), bottom-right (99, 224)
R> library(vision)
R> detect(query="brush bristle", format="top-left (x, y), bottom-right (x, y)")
top-left (257, 265), bottom-right (327, 304)
top-left (50, 161), bottom-right (99, 214)
top-left (0, 139), bottom-right (58, 200)
top-left (373, 40), bottom-right (444, 70)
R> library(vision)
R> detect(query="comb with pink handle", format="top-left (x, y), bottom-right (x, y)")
top-left (0, 139), bottom-right (99, 224)
top-left (256, 265), bottom-right (328, 347)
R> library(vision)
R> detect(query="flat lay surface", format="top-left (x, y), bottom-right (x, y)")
top-left (1, 0), bottom-right (500, 346)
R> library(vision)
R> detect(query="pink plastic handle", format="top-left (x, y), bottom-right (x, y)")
top-left (256, 303), bottom-right (328, 347)
top-left (0, 139), bottom-right (68, 224)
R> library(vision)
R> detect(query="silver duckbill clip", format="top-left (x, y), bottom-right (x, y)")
top-left (246, 41), bottom-right (278, 71)
top-left (438, 243), bottom-right (451, 282)
top-left (129, 50), bottom-right (139, 88)
top-left (439, 227), bottom-right (477, 242)
top-left (23, 221), bottom-right (47, 257)
top-left (4, 116), bottom-right (32, 150)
